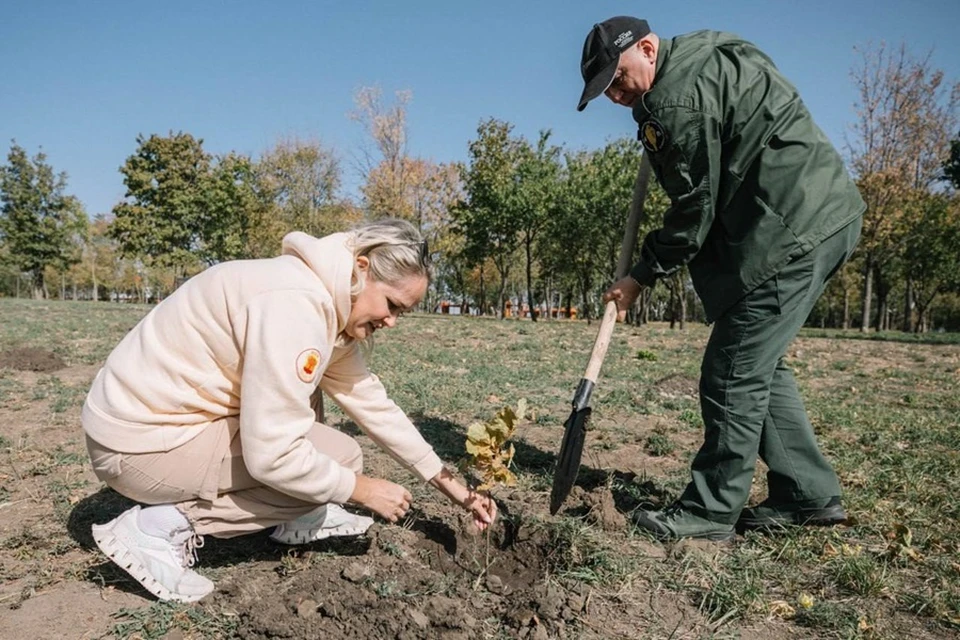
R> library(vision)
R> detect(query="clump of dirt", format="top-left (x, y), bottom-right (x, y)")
top-left (223, 509), bottom-right (596, 640)
top-left (655, 373), bottom-right (698, 397)
top-left (0, 347), bottom-right (65, 372)
top-left (583, 487), bottom-right (627, 531)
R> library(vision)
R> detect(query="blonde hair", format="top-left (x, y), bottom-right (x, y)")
top-left (347, 218), bottom-right (430, 297)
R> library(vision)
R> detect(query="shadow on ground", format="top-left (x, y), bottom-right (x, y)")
top-left (412, 414), bottom-right (676, 518)
top-left (68, 487), bottom-right (372, 600)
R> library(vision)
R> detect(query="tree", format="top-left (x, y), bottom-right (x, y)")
top-left (457, 119), bottom-right (524, 318)
top-left (0, 142), bottom-right (86, 298)
top-left (847, 43), bottom-right (959, 331)
top-left (544, 149), bottom-right (604, 321)
top-left (543, 139), bottom-right (650, 322)
top-left (202, 152), bottom-right (258, 263)
top-left (76, 215), bottom-right (118, 300)
top-left (109, 132), bottom-right (212, 276)
top-left (350, 86), bottom-right (412, 219)
top-left (900, 194), bottom-right (960, 331)
top-left (514, 131), bottom-right (561, 321)
top-left (251, 137), bottom-right (356, 257)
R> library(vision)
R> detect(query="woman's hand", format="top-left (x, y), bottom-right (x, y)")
top-left (429, 467), bottom-right (498, 532)
top-left (349, 474), bottom-right (412, 523)
top-left (463, 489), bottom-right (498, 532)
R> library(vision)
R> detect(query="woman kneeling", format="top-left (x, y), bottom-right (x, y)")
top-left (83, 219), bottom-right (495, 602)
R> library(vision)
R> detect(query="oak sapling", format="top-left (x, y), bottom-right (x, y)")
top-left (461, 399), bottom-right (525, 491)
top-left (460, 399), bottom-right (526, 585)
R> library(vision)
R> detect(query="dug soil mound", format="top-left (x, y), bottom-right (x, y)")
top-left (0, 347), bottom-right (65, 372)
top-left (219, 502), bottom-right (607, 640)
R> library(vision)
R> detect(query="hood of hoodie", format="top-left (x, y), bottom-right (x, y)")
top-left (281, 231), bottom-right (354, 335)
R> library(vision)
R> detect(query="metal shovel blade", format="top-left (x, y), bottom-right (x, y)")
top-left (549, 406), bottom-right (592, 515)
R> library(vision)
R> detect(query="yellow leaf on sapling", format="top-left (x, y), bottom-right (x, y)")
top-left (461, 400), bottom-right (527, 496)
top-left (467, 422), bottom-right (492, 445)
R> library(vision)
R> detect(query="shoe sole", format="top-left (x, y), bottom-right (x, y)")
top-left (693, 531), bottom-right (737, 542)
top-left (739, 504), bottom-right (847, 530)
top-left (92, 523), bottom-right (209, 603)
top-left (270, 521), bottom-right (373, 545)
top-left (646, 531), bottom-right (736, 543)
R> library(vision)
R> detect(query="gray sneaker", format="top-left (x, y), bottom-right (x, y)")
top-left (632, 503), bottom-right (735, 541)
top-left (738, 496), bottom-right (846, 530)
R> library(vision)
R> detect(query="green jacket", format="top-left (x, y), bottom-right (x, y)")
top-left (629, 31), bottom-right (865, 322)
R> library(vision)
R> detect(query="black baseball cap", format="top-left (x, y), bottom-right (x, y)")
top-left (577, 17), bottom-right (650, 111)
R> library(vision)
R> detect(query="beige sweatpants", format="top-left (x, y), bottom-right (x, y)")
top-left (86, 395), bottom-right (362, 539)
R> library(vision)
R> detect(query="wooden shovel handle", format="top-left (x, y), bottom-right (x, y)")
top-left (581, 153), bottom-right (653, 384)
top-left (584, 300), bottom-right (620, 382)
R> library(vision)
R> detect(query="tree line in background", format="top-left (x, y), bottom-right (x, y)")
top-left (2, 45), bottom-right (960, 332)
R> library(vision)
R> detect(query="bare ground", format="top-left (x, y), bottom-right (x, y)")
top-left (1, 318), bottom-right (958, 639)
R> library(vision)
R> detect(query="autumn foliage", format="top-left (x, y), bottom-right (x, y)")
top-left (461, 399), bottom-right (526, 492)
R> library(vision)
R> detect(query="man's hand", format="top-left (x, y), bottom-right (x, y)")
top-left (603, 276), bottom-right (642, 322)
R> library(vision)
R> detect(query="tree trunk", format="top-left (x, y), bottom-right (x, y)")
top-left (499, 269), bottom-right (507, 319)
top-left (679, 283), bottom-right (687, 331)
top-left (544, 277), bottom-right (552, 322)
top-left (91, 257), bottom-right (99, 302)
top-left (914, 288), bottom-right (941, 333)
top-left (668, 283), bottom-right (678, 330)
top-left (842, 286), bottom-right (851, 330)
top-left (875, 266), bottom-right (888, 332)
top-left (667, 273), bottom-right (685, 330)
top-left (902, 279), bottom-right (914, 332)
top-left (580, 273), bottom-right (592, 323)
top-left (525, 234), bottom-right (536, 323)
top-left (33, 271), bottom-right (46, 300)
top-left (860, 258), bottom-right (874, 332)
top-left (479, 267), bottom-right (486, 316)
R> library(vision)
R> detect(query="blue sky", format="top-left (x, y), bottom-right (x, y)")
top-left (2, 0), bottom-right (959, 217)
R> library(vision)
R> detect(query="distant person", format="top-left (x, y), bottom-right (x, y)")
top-left (577, 17), bottom-right (865, 540)
top-left (83, 219), bottom-right (496, 602)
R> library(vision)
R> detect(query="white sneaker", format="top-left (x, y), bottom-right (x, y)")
top-left (269, 504), bottom-right (374, 545)
top-left (92, 506), bottom-right (214, 603)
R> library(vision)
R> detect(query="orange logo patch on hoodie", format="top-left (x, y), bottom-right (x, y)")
top-left (296, 349), bottom-right (322, 383)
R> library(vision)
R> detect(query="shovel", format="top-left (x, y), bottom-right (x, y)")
top-left (549, 153), bottom-right (653, 515)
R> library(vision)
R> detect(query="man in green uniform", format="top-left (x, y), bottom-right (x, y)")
top-left (577, 16), bottom-right (865, 540)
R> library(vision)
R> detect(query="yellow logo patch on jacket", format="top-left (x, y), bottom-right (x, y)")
top-left (296, 348), bottom-right (322, 383)
top-left (640, 119), bottom-right (667, 153)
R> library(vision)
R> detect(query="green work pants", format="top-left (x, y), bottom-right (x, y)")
top-left (680, 217), bottom-right (862, 524)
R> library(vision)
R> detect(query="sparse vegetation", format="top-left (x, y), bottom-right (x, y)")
top-left (1, 299), bottom-right (959, 637)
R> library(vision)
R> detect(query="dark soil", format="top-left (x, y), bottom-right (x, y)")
top-left (216, 493), bottom-right (619, 640)
top-left (0, 347), bottom-right (65, 372)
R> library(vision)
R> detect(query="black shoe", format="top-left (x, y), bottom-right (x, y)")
top-left (738, 496), bottom-right (846, 530)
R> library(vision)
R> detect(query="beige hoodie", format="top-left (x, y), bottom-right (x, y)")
top-left (82, 232), bottom-right (443, 505)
